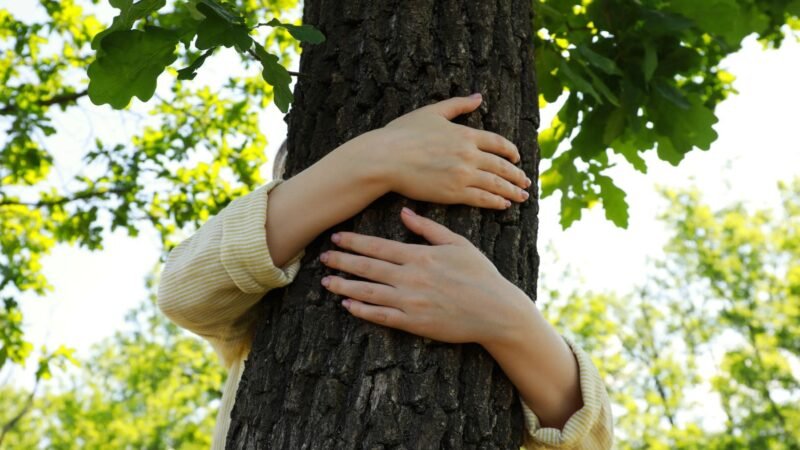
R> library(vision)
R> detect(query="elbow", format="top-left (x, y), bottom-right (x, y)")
top-left (155, 245), bottom-right (198, 329)
top-left (156, 259), bottom-right (183, 325)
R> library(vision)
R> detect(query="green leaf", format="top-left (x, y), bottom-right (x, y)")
top-left (643, 41), bottom-right (658, 82)
top-left (560, 194), bottom-right (583, 229)
top-left (577, 45), bottom-right (622, 75)
top-left (539, 117), bottom-right (568, 159)
top-left (656, 136), bottom-right (684, 165)
top-left (92, 0), bottom-right (167, 49)
top-left (639, 8), bottom-right (694, 35)
top-left (177, 48), bottom-right (215, 80)
top-left (603, 108), bottom-right (626, 146)
top-left (539, 95), bottom-right (578, 159)
top-left (195, 3), bottom-right (252, 51)
top-left (88, 28), bottom-right (178, 109)
top-left (536, 46), bottom-right (565, 103)
top-left (265, 18), bottom-right (326, 44)
top-left (540, 151), bottom-right (576, 199)
top-left (193, 0), bottom-right (243, 25)
top-left (254, 44), bottom-right (293, 112)
top-left (650, 95), bottom-right (719, 156)
top-left (539, 168), bottom-right (562, 199)
top-left (611, 135), bottom-right (648, 173)
top-left (572, 108), bottom-right (608, 160)
top-left (789, 0), bottom-right (800, 15)
top-left (559, 61), bottom-right (603, 104)
top-left (596, 174), bottom-right (629, 228)
top-left (585, 68), bottom-right (620, 106)
top-left (667, 0), bottom-right (757, 45)
top-left (653, 81), bottom-right (690, 110)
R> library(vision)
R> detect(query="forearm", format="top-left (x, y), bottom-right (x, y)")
top-left (265, 132), bottom-right (390, 267)
top-left (482, 288), bottom-right (583, 429)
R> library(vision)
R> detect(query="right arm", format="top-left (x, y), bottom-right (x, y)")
top-left (156, 179), bottom-right (303, 368)
top-left (265, 94), bottom-right (529, 267)
top-left (263, 132), bottom-right (391, 267)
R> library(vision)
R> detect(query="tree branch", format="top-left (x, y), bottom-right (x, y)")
top-left (0, 89), bottom-right (89, 116)
top-left (0, 187), bottom-right (131, 209)
top-left (639, 298), bottom-right (677, 427)
top-left (0, 377), bottom-right (39, 447)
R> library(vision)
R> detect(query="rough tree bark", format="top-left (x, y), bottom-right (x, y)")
top-left (227, 1), bottom-right (540, 448)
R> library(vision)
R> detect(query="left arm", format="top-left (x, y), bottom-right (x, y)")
top-left (319, 207), bottom-right (613, 449)
top-left (485, 306), bottom-right (614, 449)
top-left (480, 291), bottom-right (583, 429)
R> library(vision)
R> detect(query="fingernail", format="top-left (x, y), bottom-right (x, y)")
top-left (505, 200), bottom-right (512, 208)
top-left (401, 207), bottom-right (416, 216)
top-left (341, 299), bottom-right (352, 309)
top-left (525, 177), bottom-right (532, 188)
top-left (320, 252), bottom-right (329, 263)
top-left (521, 189), bottom-right (529, 200)
top-left (469, 92), bottom-right (482, 99)
top-left (321, 276), bottom-right (331, 287)
top-left (331, 233), bottom-right (341, 244)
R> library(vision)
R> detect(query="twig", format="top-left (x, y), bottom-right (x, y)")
top-left (0, 377), bottom-right (39, 446)
top-left (0, 187), bottom-right (131, 209)
top-left (245, 48), bottom-right (306, 77)
top-left (0, 89), bottom-right (89, 116)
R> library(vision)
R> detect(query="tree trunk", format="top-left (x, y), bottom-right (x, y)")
top-left (227, 1), bottom-right (540, 448)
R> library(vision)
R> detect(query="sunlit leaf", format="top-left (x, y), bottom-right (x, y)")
top-left (88, 28), bottom-right (178, 108)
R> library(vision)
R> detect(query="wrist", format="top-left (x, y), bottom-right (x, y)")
top-left (336, 129), bottom-right (394, 196)
top-left (479, 287), bottom-right (584, 429)
top-left (479, 281), bottom-right (539, 352)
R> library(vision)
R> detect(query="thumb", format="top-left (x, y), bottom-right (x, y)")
top-left (423, 93), bottom-right (482, 120)
top-left (400, 208), bottom-right (463, 246)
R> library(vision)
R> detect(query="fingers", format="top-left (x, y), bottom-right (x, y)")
top-left (320, 250), bottom-right (401, 285)
top-left (341, 299), bottom-right (409, 329)
top-left (400, 208), bottom-right (465, 245)
top-left (331, 232), bottom-right (419, 265)
top-left (459, 127), bottom-right (520, 164)
top-left (475, 153), bottom-right (531, 190)
top-left (469, 170), bottom-right (529, 205)
top-left (461, 187), bottom-right (510, 210)
top-left (322, 276), bottom-right (401, 308)
top-left (423, 94), bottom-right (482, 120)
top-left (422, 95), bottom-right (521, 165)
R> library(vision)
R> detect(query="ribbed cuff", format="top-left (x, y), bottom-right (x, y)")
top-left (220, 179), bottom-right (305, 294)
top-left (520, 336), bottom-right (612, 449)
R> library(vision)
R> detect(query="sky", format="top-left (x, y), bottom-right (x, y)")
top-left (3, 3), bottom-right (800, 405)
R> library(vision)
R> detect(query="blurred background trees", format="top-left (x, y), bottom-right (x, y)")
top-left (540, 181), bottom-right (800, 448)
top-left (0, 0), bottom-right (798, 448)
top-left (1, 273), bottom-right (225, 448)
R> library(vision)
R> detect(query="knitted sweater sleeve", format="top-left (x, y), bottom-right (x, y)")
top-left (156, 179), bottom-right (304, 368)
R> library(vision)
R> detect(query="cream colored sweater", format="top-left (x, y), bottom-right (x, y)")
top-left (157, 179), bottom-right (614, 449)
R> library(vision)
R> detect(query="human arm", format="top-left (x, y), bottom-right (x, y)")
top-left (484, 306), bottom-right (614, 449)
top-left (265, 93), bottom-right (530, 267)
top-left (318, 208), bottom-right (614, 448)
top-left (158, 94), bottom-right (529, 363)
top-left (157, 180), bottom-right (304, 367)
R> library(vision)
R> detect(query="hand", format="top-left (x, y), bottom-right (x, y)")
top-left (318, 207), bottom-right (533, 346)
top-left (358, 94), bottom-right (531, 210)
